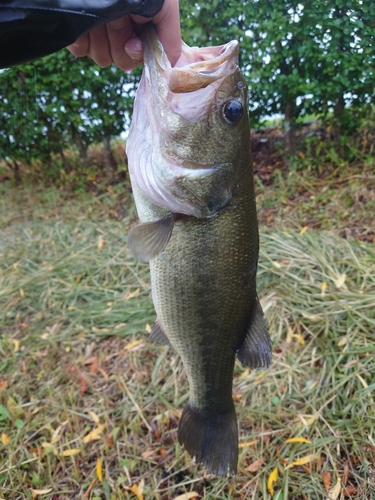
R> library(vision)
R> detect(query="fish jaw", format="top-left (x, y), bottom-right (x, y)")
top-left (127, 24), bottom-right (247, 219)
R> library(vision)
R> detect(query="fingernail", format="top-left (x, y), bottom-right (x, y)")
top-left (124, 38), bottom-right (143, 62)
top-left (126, 50), bottom-right (143, 63)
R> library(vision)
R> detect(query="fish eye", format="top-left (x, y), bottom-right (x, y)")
top-left (222, 100), bottom-right (243, 124)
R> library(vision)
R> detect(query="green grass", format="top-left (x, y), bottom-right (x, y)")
top-left (1, 185), bottom-right (375, 499)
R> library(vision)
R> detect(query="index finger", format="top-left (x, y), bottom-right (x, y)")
top-left (131, 0), bottom-right (181, 66)
top-left (153, 0), bottom-right (181, 66)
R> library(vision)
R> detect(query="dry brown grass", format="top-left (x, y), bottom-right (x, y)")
top-left (1, 185), bottom-right (375, 499)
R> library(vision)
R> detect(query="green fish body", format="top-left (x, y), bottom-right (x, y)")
top-left (127, 25), bottom-right (272, 476)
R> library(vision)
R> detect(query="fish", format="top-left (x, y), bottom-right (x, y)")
top-left (126, 24), bottom-right (272, 476)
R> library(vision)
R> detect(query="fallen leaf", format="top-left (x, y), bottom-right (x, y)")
top-left (321, 282), bottom-right (327, 297)
top-left (267, 467), bottom-right (278, 496)
top-left (9, 338), bottom-right (20, 352)
top-left (51, 421), bottom-right (68, 443)
top-left (7, 397), bottom-right (18, 415)
top-left (42, 441), bottom-right (54, 448)
top-left (301, 313), bottom-right (321, 322)
top-left (129, 478), bottom-right (145, 500)
top-left (297, 413), bottom-right (320, 426)
top-left (232, 392), bottom-right (243, 402)
top-left (174, 493), bottom-right (200, 500)
top-left (82, 478), bottom-right (96, 499)
top-left (239, 368), bottom-right (250, 379)
top-left (238, 439), bottom-right (259, 448)
top-left (83, 356), bottom-right (97, 366)
top-left (31, 488), bottom-right (53, 498)
top-left (87, 410), bottom-right (100, 425)
top-left (1, 432), bottom-right (10, 445)
top-left (123, 288), bottom-right (141, 301)
top-left (0, 380), bottom-right (7, 392)
top-left (338, 336), bottom-right (349, 347)
top-left (293, 332), bottom-right (306, 345)
top-left (299, 226), bottom-right (308, 235)
top-left (114, 322), bottom-right (127, 329)
top-left (89, 359), bottom-right (98, 373)
top-left (58, 448), bottom-right (81, 457)
top-left (96, 458), bottom-right (103, 482)
top-left (141, 449), bottom-right (157, 459)
top-left (82, 423), bottom-right (106, 443)
top-left (145, 323), bottom-right (152, 333)
top-left (28, 446), bottom-right (43, 456)
top-left (76, 366), bottom-right (87, 396)
top-left (124, 340), bottom-right (145, 351)
top-left (343, 485), bottom-right (357, 496)
top-left (285, 453), bottom-right (320, 469)
top-left (333, 273), bottom-right (346, 289)
top-left (245, 457), bottom-right (265, 472)
top-left (285, 437), bottom-right (312, 444)
top-left (328, 477), bottom-right (341, 500)
top-left (272, 261), bottom-right (282, 269)
top-left (97, 367), bottom-right (109, 381)
top-left (98, 236), bottom-right (105, 251)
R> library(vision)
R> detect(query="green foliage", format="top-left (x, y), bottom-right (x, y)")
top-left (0, 2), bottom-right (373, 172)
top-left (180, 1), bottom-right (375, 136)
top-left (0, 50), bottom-right (139, 176)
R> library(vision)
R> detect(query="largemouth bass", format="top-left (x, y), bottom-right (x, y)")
top-left (127, 25), bottom-right (272, 476)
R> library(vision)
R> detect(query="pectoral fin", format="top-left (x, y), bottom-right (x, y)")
top-left (237, 298), bottom-right (272, 369)
top-left (149, 318), bottom-right (172, 347)
top-left (128, 214), bottom-right (174, 262)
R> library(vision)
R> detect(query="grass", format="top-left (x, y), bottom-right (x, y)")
top-left (1, 184), bottom-right (375, 499)
top-left (252, 132), bottom-right (375, 244)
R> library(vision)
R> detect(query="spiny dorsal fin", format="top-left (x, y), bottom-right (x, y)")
top-left (149, 318), bottom-right (172, 347)
top-left (236, 297), bottom-right (272, 369)
top-left (128, 213), bottom-right (174, 262)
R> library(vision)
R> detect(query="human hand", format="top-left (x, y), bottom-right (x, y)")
top-left (67, 0), bottom-right (181, 70)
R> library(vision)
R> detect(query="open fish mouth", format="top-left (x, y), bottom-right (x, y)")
top-left (143, 27), bottom-right (240, 94)
top-left (168, 40), bottom-right (239, 93)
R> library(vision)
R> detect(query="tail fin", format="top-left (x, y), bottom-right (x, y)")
top-left (178, 402), bottom-right (238, 476)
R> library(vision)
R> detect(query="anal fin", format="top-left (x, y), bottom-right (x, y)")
top-left (149, 318), bottom-right (172, 347)
top-left (128, 213), bottom-right (174, 262)
top-left (236, 297), bottom-right (272, 369)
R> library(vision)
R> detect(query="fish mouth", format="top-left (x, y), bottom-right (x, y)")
top-left (142, 25), bottom-right (239, 94)
top-left (168, 41), bottom-right (239, 93)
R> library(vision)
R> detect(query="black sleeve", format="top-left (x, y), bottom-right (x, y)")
top-left (0, 0), bottom-right (165, 68)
